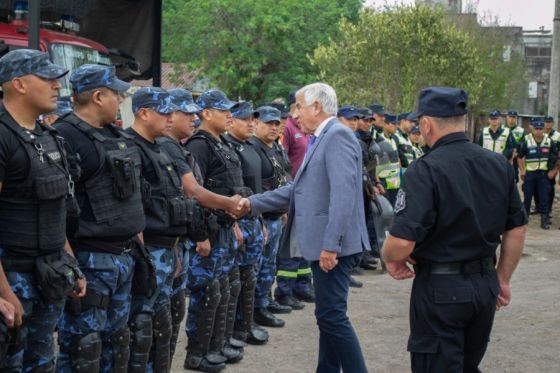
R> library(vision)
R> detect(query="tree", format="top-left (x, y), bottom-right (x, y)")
top-left (162, 0), bottom-right (363, 102)
top-left (310, 5), bottom-right (525, 115)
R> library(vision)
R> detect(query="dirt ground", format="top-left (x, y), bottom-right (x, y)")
top-left (171, 217), bottom-right (560, 373)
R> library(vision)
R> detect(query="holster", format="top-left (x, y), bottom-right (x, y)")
top-left (35, 251), bottom-right (84, 303)
top-left (131, 239), bottom-right (157, 297)
top-left (107, 155), bottom-right (137, 200)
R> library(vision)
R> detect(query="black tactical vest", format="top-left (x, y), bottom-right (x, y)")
top-left (187, 130), bottom-right (248, 197)
top-left (249, 138), bottom-right (292, 192)
top-left (132, 137), bottom-right (190, 237)
top-left (58, 113), bottom-right (146, 239)
top-left (0, 112), bottom-right (70, 255)
top-left (224, 134), bottom-right (263, 194)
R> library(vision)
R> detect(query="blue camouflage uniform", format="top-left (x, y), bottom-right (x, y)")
top-left (53, 64), bottom-right (142, 373)
top-left (0, 49), bottom-right (70, 372)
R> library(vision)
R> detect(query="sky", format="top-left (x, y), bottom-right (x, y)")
top-left (365, 0), bottom-right (555, 31)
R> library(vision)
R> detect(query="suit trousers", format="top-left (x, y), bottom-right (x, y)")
top-left (311, 253), bottom-right (367, 373)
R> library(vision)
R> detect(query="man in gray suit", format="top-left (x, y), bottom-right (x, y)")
top-left (238, 82), bottom-right (369, 372)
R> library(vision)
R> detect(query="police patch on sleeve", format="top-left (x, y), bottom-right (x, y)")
top-left (394, 189), bottom-right (406, 214)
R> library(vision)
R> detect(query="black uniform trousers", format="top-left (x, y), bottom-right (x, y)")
top-left (408, 267), bottom-right (500, 373)
top-left (523, 170), bottom-right (551, 215)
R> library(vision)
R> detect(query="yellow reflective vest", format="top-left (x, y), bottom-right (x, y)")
top-left (482, 126), bottom-right (510, 154)
top-left (525, 134), bottom-right (552, 172)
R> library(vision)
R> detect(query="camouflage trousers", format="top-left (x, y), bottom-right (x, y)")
top-left (172, 240), bottom-right (193, 295)
top-left (185, 227), bottom-right (233, 346)
top-left (0, 248), bottom-right (65, 373)
top-left (129, 246), bottom-right (176, 373)
top-left (255, 218), bottom-right (283, 309)
top-left (236, 217), bottom-right (264, 268)
top-left (56, 250), bottom-right (135, 373)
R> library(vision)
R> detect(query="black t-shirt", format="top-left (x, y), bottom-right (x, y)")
top-left (0, 116), bottom-right (45, 183)
top-left (125, 128), bottom-right (160, 185)
top-left (158, 136), bottom-right (192, 177)
top-left (390, 132), bottom-right (527, 263)
top-left (185, 129), bottom-right (223, 181)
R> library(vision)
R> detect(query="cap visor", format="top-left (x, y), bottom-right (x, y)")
top-left (407, 112), bottom-right (420, 121)
top-left (108, 79), bottom-right (131, 93)
top-left (262, 114), bottom-right (281, 123)
top-left (215, 100), bottom-right (237, 110)
top-left (181, 103), bottom-right (202, 114)
top-left (35, 65), bottom-right (69, 80)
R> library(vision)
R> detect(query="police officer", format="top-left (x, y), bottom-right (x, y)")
top-left (0, 49), bottom-right (86, 372)
top-left (184, 89), bottom-right (247, 372)
top-left (369, 103), bottom-right (386, 140)
top-left (126, 87), bottom-right (191, 373)
top-left (54, 64), bottom-right (143, 373)
top-left (383, 87), bottom-right (527, 372)
top-left (159, 89), bottom-right (241, 363)
top-left (41, 98), bottom-right (73, 126)
top-left (517, 119), bottom-right (558, 230)
top-left (395, 112), bottom-right (417, 171)
top-left (378, 114), bottom-right (402, 206)
top-left (409, 125), bottom-right (425, 158)
top-left (240, 105), bottom-right (293, 329)
top-left (505, 111), bottom-right (525, 183)
top-left (222, 103), bottom-right (274, 350)
top-left (478, 110), bottom-right (516, 160)
top-left (338, 106), bottom-right (380, 271)
top-left (543, 115), bottom-right (560, 216)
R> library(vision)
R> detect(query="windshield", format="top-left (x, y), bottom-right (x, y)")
top-left (50, 43), bottom-right (112, 97)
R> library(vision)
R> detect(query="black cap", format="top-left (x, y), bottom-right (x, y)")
top-left (337, 105), bottom-right (362, 119)
top-left (369, 103), bottom-right (385, 115)
top-left (288, 90), bottom-right (298, 106)
top-left (408, 87), bottom-right (468, 120)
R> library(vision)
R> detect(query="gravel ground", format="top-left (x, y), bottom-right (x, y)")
top-left (171, 216), bottom-right (560, 373)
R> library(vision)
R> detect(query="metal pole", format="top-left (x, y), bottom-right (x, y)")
top-left (152, 0), bottom-right (162, 87)
top-left (27, 0), bottom-right (40, 50)
top-left (549, 0), bottom-right (560, 128)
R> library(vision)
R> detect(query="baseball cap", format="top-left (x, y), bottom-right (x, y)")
top-left (196, 89), bottom-right (236, 110)
top-left (256, 106), bottom-right (281, 123)
top-left (232, 101), bottom-right (259, 120)
top-left (132, 87), bottom-right (179, 114)
top-left (408, 87), bottom-right (468, 121)
top-left (0, 49), bottom-right (68, 84)
top-left (369, 103), bottom-right (386, 115)
top-left (70, 64), bottom-right (130, 94)
top-left (338, 105), bottom-right (362, 119)
top-left (168, 88), bottom-right (201, 114)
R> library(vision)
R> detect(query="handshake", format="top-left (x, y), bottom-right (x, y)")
top-left (225, 195), bottom-right (252, 219)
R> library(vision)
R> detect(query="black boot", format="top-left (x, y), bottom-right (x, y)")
top-left (267, 297), bottom-right (292, 314)
top-left (276, 295), bottom-right (305, 310)
top-left (253, 307), bottom-right (285, 327)
top-left (541, 214), bottom-right (550, 230)
top-left (184, 352), bottom-right (226, 373)
top-left (349, 276), bottom-right (363, 288)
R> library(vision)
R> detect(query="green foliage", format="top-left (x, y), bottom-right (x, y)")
top-left (162, 0), bottom-right (363, 102)
top-left (310, 5), bottom-right (525, 114)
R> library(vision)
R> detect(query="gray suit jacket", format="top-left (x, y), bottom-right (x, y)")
top-left (249, 118), bottom-right (370, 261)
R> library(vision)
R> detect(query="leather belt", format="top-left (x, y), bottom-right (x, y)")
top-left (415, 257), bottom-right (495, 275)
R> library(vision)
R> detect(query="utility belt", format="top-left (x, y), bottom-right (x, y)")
top-left (414, 257), bottom-right (495, 275)
top-left (144, 234), bottom-right (181, 249)
top-left (262, 212), bottom-right (283, 220)
top-left (71, 238), bottom-right (134, 255)
top-left (1, 250), bottom-right (84, 303)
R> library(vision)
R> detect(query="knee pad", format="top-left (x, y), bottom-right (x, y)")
top-left (110, 326), bottom-right (130, 372)
top-left (228, 268), bottom-right (242, 299)
top-left (153, 306), bottom-right (173, 373)
top-left (65, 332), bottom-right (102, 373)
top-left (128, 313), bottom-right (153, 373)
top-left (170, 289), bottom-right (187, 326)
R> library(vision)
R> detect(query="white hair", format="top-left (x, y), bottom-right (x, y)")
top-left (296, 83), bottom-right (338, 115)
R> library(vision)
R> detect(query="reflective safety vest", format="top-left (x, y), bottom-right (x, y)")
top-left (547, 130), bottom-right (560, 142)
top-left (509, 126), bottom-right (525, 143)
top-left (376, 134), bottom-right (401, 190)
top-left (412, 144), bottom-right (424, 159)
top-left (395, 130), bottom-right (415, 167)
top-left (482, 126), bottom-right (510, 154)
top-left (525, 134), bottom-right (551, 172)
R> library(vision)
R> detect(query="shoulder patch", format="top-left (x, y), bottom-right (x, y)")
top-left (394, 189), bottom-right (406, 214)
